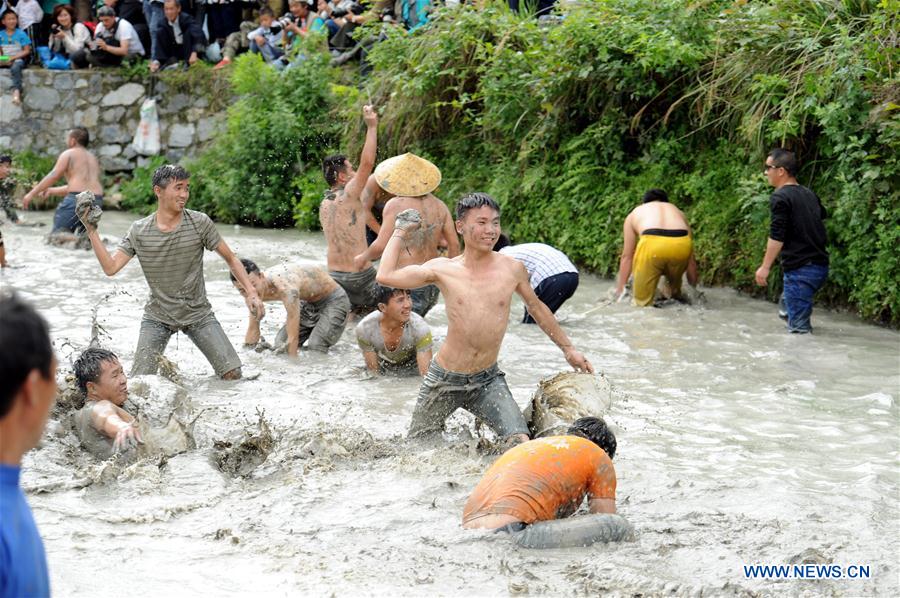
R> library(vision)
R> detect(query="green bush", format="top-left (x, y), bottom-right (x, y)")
top-left (119, 156), bottom-right (167, 214)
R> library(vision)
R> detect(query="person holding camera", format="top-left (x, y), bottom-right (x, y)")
top-left (48, 4), bottom-right (90, 67)
top-left (149, 0), bottom-right (205, 72)
top-left (87, 5), bottom-right (145, 67)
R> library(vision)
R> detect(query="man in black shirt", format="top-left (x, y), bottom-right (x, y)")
top-left (755, 148), bottom-right (829, 333)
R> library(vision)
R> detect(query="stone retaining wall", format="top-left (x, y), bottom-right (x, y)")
top-left (0, 70), bottom-right (224, 172)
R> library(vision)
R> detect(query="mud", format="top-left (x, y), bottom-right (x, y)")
top-left (524, 371), bottom-right (613, 438)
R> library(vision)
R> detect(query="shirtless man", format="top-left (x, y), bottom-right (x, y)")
top-left (231, 259), bottom-right (350, 356)
top-left (319, 105), bottom-right (381, 313)
top-left (355, 153), bottom-right (460, 316)
top-left (78, 164), bottom-right (265, 380)
top-left (22, 127), bottom-right (104, 238)
top-left (72, 347), bottom-right (142, 458)
top-left (376, 192), bottom-right (593, 445)
top-left (613, 188), bottom-right (699, 306)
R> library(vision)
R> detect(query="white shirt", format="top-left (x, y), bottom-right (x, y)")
top-left (13, 0), bottom-right (43, 31)
top-left (94, 17), bottom-right (145, 56)
top-left (500, 243), bottom-right (578, 289)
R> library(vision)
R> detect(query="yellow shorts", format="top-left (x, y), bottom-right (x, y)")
top-left (632, 233), bottom-right (693, 306)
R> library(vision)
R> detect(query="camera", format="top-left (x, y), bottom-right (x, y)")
top-left (331, 2), bottom-right (362, 18)
top-left (51, 24), bottom-right (61, 34)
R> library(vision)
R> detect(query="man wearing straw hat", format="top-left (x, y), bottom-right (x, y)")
top-left (320, 105), bottom-right (381, 313)
top-left (354, 153), bottom-right (460, 317)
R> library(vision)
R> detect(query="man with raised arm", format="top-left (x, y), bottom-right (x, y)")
top-left (376, 192), bottom-right (593, 446)
top-left (77, 164), bottom-right (265, 380)
top-left (355, 153), bottom-right (460, 316)
top-left (319, 105), bottom-right (381, 313)
top-left (230, 259), bottom-right (350, 356)
top-left (22, 127), bottom-right (104, 237)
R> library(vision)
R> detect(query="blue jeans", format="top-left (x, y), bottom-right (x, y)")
top-left (143, 0), bottom-right (166, 62)
top-left (249, 40), bottom-right (284, 70)
top-left (782, 263), bottom-right (828, 333)
top-left (53, 192), bottom-right (103, 233)
top-left (3, 58), bottom-right (25, 92)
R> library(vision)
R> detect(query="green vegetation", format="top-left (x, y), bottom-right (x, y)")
top-left (120, 1), bottom-right (899, 324)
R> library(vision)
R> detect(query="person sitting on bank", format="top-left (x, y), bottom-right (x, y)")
top-left (48, 5), bottom-right (90, 67)
top-left (0, 9), bottom-right (31, 106)
top-left (463, 416), bottom-right (631, 548)
top-left (356, 285), bottom-right (433, 376)
top-left (72, 347), bottom-right (141, 458)
top-left (231, 259), bottom-right (351, 356)
top-left (87, 6), bottom-right (146, 67)
top-left (613, 188), bottom-right (699, 306)
top-left (246, 7), bottom-right (288, 70)
top-left (149, 0), bottom-right (205, 73)
top-left (493, 234), bottom-right (579, 324)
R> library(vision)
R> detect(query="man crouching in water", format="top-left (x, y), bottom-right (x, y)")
top-left (376, 192), bottom-right (593, 447)
top-left (463, 417), bottom-right (631, 548)
top-left (72, 348), bottom-right (141, 458)
top-left (231, 259), bottom-right (350, 356)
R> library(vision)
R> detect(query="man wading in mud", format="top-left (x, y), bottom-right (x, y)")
top-left (355, 153), bottom-right (460, 316)
top-left (320, 105), bottom-right (382, 313)
top-left (78, 164), bottom-right (265, 379)
top-left (22, 127), bottom-right (104, 242)
top-left (376, 192), bottom-right (593, 446)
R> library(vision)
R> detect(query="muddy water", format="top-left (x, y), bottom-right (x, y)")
top-left (2, 210), bottom-right (898, 596)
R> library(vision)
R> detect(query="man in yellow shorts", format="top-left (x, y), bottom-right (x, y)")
top-left (613, 189), bottom-right (699, 306)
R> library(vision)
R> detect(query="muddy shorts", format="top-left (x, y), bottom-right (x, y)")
top-left (275, 287), bottom-right (350, 352)
top-left (132, 312), bottom-right (242, 378)
top-left (53, 192), bottom-right (104, 234)
top-left (329, 267), bottom-right (380, 311)
top-left (411, 284), bottom-right (441, 317)
top-left (409, 360), bottom-right (529, 439)
top-left (632, 230), bottom-right (693, 307)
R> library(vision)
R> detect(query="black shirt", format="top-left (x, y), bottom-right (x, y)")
top-left (769, 184), bottom-right (829, 271)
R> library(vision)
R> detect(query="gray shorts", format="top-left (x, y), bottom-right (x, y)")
top-left (132, 312), bottom-right (242, 378)
top-left (411, 284), bottom-right (440, 316)
top-left (329, 267), bottom-right (380, 310)
top-left (409, 360), bottom-right (529, 439)
top-left (275, 287), bottom-right (350, 352)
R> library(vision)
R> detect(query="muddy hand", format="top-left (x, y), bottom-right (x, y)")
top-left (565, 349), bottom-right (594, 374)
top-left (363, 104), bottom-right (378, 127)
top-left (248, 296), bottom-right (266, 321)
top-left (394, 208), bottom-right (422, 233)
top-left (113, 423), bottom-right (141, 452)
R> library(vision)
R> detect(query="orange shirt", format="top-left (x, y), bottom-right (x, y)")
top-left (463, 436), bottom-right (616, 525)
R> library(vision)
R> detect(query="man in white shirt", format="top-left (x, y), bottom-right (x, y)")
top-left (493, 234), bottom-right (579, 324)
top-left (89, 6), bottom-right (145, 66)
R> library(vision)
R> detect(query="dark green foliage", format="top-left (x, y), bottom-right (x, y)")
top-left (119, 156), bottom-right (167, 214)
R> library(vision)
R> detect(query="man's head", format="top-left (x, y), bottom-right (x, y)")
top-left (97, 5), bottom-right (116, 28)
top-left (1, 9), bottom-right (18, 30)
top-left (289, 0), bottom-right (310, 17)
top-left (73, 348), bottom-right (128, 405)
top-left (642, 188), bottom-right (668, 204)
top-left (0, 155), bottom-right (11, 178)
top-left (152, 164), bottom-right (190, 210)
top-left (259, 7), bottom-right (275, 27)
top-left (455, 192), bottom-right (501, 251)
top-left (568, 416), bottom-right (616, 459)
top-left (376, 285), bottom-right (412, 322)
top-left (322, 154), bottom-right (354, 188)
top-left (68, 126), bottom-right (90, 148)
top-left (230, 258), bottom-right (267, 298)
top-left (765, 148), bottom-right (798, 187)
top-left (0, 293), bottom-right (57, 460)
top-left (163, 0), bottom-right (181, 22)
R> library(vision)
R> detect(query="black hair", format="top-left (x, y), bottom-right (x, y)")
top-left (69, 126), bottom-right (90, 147)
top-left (641, 188), bottom-right (669, 204)
top-left (230, 257), bottom-right (260, 283)
top-left (322, 154), bottom-right (348, 187)
top-left (0, 293), bottom-right (54, 419)
top-left (768, 148), bottom-right (798, 177)
top-left (73, 348), bottom-right (119, 395)
top-left (376, 285), bottom-right (409, 308)
top-left (164, 0), bottom-right (182, 5)
top-left (492, 233), bottom-right (511, 252)
top-left (259, 7), bottom-right (275, 17)
top-left (1, 9), bottom-right (18, 22)
top-left (152, 164), bottom-right (190, 189)
top-left (456, 192), bottom-right (500, 220)
top-left (0, 155), bottom-right (11, 165)
top-left (568, 416), bottom-right (617, 459)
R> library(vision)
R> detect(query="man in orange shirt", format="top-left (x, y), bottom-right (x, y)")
top-left (462, 417), bottom-right (632, 548)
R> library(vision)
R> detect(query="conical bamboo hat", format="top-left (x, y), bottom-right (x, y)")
top-left (373, 153), bottom-right (442, 197)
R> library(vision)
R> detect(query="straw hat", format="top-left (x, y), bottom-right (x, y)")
top-left (373, 153), bottom-right (442, 197)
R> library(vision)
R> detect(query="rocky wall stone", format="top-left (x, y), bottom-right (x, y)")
top-left (0, 70), bottom-right (224, 174)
